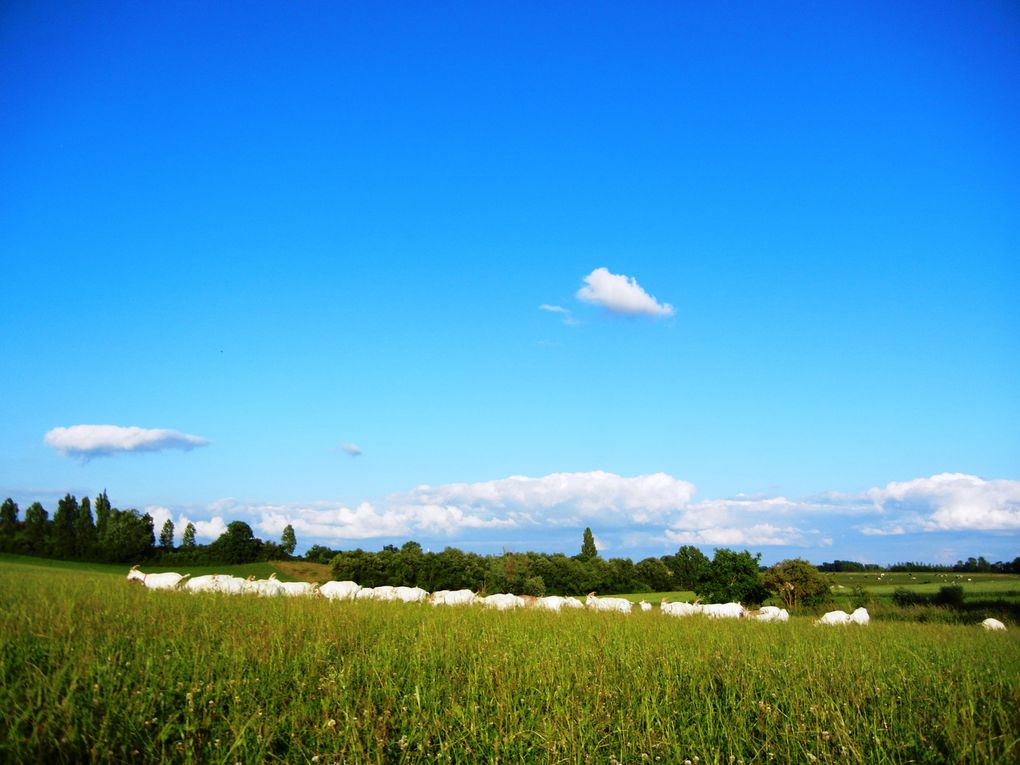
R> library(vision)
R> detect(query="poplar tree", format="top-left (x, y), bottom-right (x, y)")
top-left (73, 496), bottom-right (97, 559)
top-left (159, 519), bottom-right (175, 551)
top-left (281, 524), bottom-right (297, 556)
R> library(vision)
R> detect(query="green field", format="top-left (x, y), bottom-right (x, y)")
top-left (2, 558), bottom-right (1018, 764)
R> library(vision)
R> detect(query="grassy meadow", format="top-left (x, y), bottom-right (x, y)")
top-left (2, 558), bottom-right (1018, 764)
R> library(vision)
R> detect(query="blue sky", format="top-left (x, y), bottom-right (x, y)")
top-left (2, 1), bottom-right (1018, 565)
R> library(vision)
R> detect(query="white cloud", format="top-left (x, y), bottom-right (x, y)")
top-left (665, 524), bottom-right (809, 547)
top-left (216, 499), bottom-right (409, 541)
top-left (539, 304), bottom-right (579, 326)
top-left (178, 515), bottom-right (228, 540)
top-left (576, 267), bottom-right (674, 317)
top-left (867, 473), bottom-right (1020, 531)
top-left (44, 424), bottom-right (208, 458)
top-left (341, 443), bottom-right (363, 457)
top-left (145, 505), bottom-right (173, 535)
top-left (403, 471), bottom-right (696, 526)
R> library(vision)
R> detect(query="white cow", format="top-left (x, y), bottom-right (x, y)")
top-left (355, 586), bottom-right (378, 600)
top-left (318, 581), bottom-right (361, 601)
top-left (279, 581), bottom-right (319, 597)
top-left (753, 606), bottom-right (790, 622)
top-left (429, 589), bottom-right (476, 607)
top-left (249, 574), bottom-right (285, 597)
top-left (816, 610), bottom-right (851, 626)
top-left (981, 618), bottom-right (1007, 631)
top-left (585, 592), bottom-right (633, 614)
top-left (183, 575), bottom-right (225, 593)
top-left (481, 593), bottom-right (526, 610)
top-left (393, 586), bottom-right (429, 603)
top-left (848, 607), bottom-right (870, 625)
top-left (534, 595), bottom-right (568, 612)
top-left (660, 600), bottom-right (702, 617)
top-left (701, 602), bottom-right (746, 619)
top-left (126, 566), bottom-right (190, 590)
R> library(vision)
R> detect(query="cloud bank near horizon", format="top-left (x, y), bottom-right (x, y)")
top-left (139, 471), bottom-right (1020, 560)
top-left (44, 424), bottom-right (209, 458)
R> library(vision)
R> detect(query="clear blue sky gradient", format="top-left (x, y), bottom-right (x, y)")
top-left (2, 2), bottom-right (1018, 564)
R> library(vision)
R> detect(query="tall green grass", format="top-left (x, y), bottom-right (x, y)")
top-left (2, 563), bottom-right (1018, 764)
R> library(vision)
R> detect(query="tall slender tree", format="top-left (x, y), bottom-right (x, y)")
top-left (579, 527), bottom-right (598, 561)
top-left (0, 498), bottom-right (19, 553)
top-left (52, 494), bottom-right (79, 559)
top-left (94, 490), bottom-right (112, 537)
top-left (280, 524), bottom-right (297, 557)
top-left (24, 502), bottom-right (49, 554)
top-left (73, 496), bottom-right (97, 559)
top-left (182, 522), bottom-right (196, 548)
top-left (159, 519), bottom-right (175, 551)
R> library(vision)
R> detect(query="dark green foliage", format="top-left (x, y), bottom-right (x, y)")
top-left (579, 527), bottom-right (597, 561)
top-left (181, 522), bottom-right (196, 548)
top-left (894, 585), bottom-right (967, 610)
top-left (73, 497), bottom-right (96, 559)
top-left (23, 503), bottom-right (48, 554)
top-left (159, 519), bottom-right (175, 551)
top-left (98, 509), bottom-right (155, 563)
top-left (305, 544), bottom-right (339, 564)
top-left (763, 558), bottom-right (831, 611)
top-left (51, 494), bottom-right (78, 559)
top-left (93, 491), bottom-right (111, 537)
top-left (208, 521), bottom-right (262, 564)
top-left (695, 548), bottom-right (769, 606)
top-left (0, 499), bottom-right (17, 553)
top-left (280, 524), bottom-right (297, 556)
top-left (635, 557), bottom-right (673, 592)
top-left (664, 545), bottom-right (711, 589)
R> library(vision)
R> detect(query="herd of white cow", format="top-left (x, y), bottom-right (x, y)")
top-left (126, 566), bottom-right (1008, 629)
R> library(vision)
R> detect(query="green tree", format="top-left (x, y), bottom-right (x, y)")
top-left (579, 527), bottom-right (598, 561)
top-left (23, 502), bottom-right (49, 554)
top-left (209, 521), bottom-right (262, 564)
top-left (665, 545), bottom-right (711, 589)
top-left (635, 557), bottom-right (673, 592)
top-left (696, 548), bottom-right (768, 606)
top-left (181, 522), bottom-right (196, 548)
top-left (99, 509), bottom-right (155, 563)
top-left (0, 498), bottom-right (18, 553)
top-left (280, 524), bottom-right (297, 557)
top-left (159, 519), bottom-right (175, 551)
top-left (73, 497), bottom-right (97, 559)
top-left (94, 490), bottom-right (112, 538)
top-left (51, 494), bottom-right (79, 559)
top-left (763, 558), bottom-right (830, 611)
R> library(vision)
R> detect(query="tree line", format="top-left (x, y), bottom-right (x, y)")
top-left (818, 557), bottom-right (1020, 574)
top-left (319, 529), bottom-right (832, 607)
top-left (0, 494), bottom-right (296, 566)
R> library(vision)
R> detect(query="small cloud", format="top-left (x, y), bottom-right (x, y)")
top-left (44, 424), bottom-right (208, 459)
top-left (539, 304), bottom-right (579, 326)
top-left (576, 267), bottom-right (674, 317)
top-left (341, 443), bottom-right (363, 458)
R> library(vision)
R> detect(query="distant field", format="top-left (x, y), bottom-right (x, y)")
top-left (2, 559), bottom-right (1018, 764)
